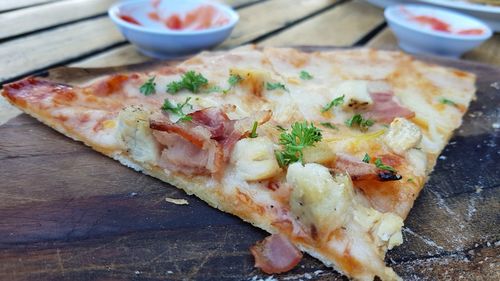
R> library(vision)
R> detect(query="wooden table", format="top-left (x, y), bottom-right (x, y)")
top-left (0, 1), bottom-right (499, 280)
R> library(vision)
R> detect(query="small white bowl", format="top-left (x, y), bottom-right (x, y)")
top-left (109, 0), bottom-right (239, 59)
top-left (385, 4), bottom-right (492, 58)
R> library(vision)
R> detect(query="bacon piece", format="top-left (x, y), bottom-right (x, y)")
top-left (364, 92), bottom-right (414, 123)
top-left (250, 234), bottom-right (302, 274)
top-left (334, 153), bottom-right (377, 180)
top-left (150, 107), bottom-right (271, 176)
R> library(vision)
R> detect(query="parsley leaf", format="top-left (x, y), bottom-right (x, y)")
top-left (322, 95), bottom-right (345, 112)
top-left (249, 121), bottom-right (259, 138)
top-left (374, 158), bottom-right (396, 172)
top-left (205, 85), bottom-right (222, 93)
top-left (223, 74), bottom-right (243, 94)
top-left (161, 97), bottom-right (193, 122)
top-left (166, 71), bottom-right (208, 94)
top-left (275, 121), bottom-right (322, 167)
top-left (320, 122), bottom-right (337, 130)
top-left (362, 153), bottom-right (371, 163)
top-left (439, 97), bottom-right (457, 106)
top-left (299, 70), bottom-right (313, 80)
top-left (140, 76), bottom-right (156, 96)
top-left (345, 114), bottom-right (374, 131)
top-left (266, 82), bottom-right (288, 92)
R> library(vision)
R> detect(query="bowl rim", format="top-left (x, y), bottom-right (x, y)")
top-left (384, 4), bottom-right (493, 41)
top-left (108, 0), bottom-right (239, 36)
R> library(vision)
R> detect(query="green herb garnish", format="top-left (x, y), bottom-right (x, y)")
top-left (161, 97), bottom-right (193, 122)
top-left (140, 76), bottom-right (156, 96)
top-left (275, 121), bottom-right (322, 167)
top-left (299, 70), bottom-right (313, 80)
top-left (266, 82), bottom-right (288, 92)
top-left (249, 121), bottom-right (259, 138)
top-left (439, 97), bottom-right (457, 106)
top-left (374, 158), bottom-right (396, 173)
top-left (166, 71), bottom-right (208, 94)
top-left (345, 114), bottom-right (374, 131)
top-left (223, 74), bottom-right (243, 94)
top-left (320, 122), bottom-right (337, 130)
top-left (362, 153), bottom-right (371, 163)
top-left (322, 95), bottom-right (345, 112)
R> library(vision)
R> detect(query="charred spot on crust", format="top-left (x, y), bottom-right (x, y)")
top-left (378, 171), bottom-right (402, 181)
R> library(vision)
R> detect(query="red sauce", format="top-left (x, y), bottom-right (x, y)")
top-left (119, 4), bottom-right (229, 31)
top-left (401, 7), bottom-right (484, 36)
top-left (148, 11), bottom-right (160, 21)
top-left (457, 28), bottom-right (484, 35)
top-left (162, 5), bottom-right (229, 30)
top-left (119, 14), bottom-right (141, 26)
top-left (412, 15), bottom-right (451, 32)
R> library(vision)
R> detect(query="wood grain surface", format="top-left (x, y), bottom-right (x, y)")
top-left (0, 48), bottom-right (499, 281)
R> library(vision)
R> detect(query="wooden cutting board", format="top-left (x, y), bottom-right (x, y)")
top-left (0, 48), bottom-right (499, 281)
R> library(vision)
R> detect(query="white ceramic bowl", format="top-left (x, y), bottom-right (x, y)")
top-left (385, 4), bottom-right (493, 57)
top-left (109, 0), bottom-right (239, 59)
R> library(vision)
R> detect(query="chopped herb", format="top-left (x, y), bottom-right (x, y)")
top-left (439, 97), bottom-right (457, 106)
top-left (166, 71), bottom-right (208, 94)
top-left (249, 121), bottom-right (259, 138)
top-left (345, 114), bottom-right (374, 131)
top-left (320, 122), bottom-right (337, 130)
top-left (275, 121), bottom-right (322, 167)
top-left (223, 74), bottom-right (243, 94)
top-left (374, 158), bottom-right (396, 173)
top-left (322, 95), bottom-right (345, 112)
top-left (161, 97), bottom-right (193, 122)
top-left (362, 153), bottom-right (371, 163)
top-left (139, 76), bottom-right (156, 96)
top-left (205, 85), bottom-right (222, 93)
top-left (299, 70), bottom-right (313, 80)
top-left (407, 178), bottom-right (414, 183)
top-left (276, 125), bottom-right (286, 131)
top-left (266, 82), bottom-right (288, 92)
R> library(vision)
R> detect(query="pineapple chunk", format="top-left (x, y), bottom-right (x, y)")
top-left (231, 137), bottom-right (281, 181)
top-left (287, 163), bottom-right (354, 236)
top-left (302, 141), bottom-right (336, 164)
top-left (374, 213), bottom-right (404, 250)
top-left (384, 118), bottom-right (422, 155)
top-left (336, 80), bottom-right (373, 110)
top-left (229, 68), bottom-right (270, 96)
top-left (117, 106), bottom-right (160, 166)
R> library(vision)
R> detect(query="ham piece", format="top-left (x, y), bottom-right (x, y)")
top-left (250, 234), bottom-right (303, 274)
top-left (334, 153), bottom-right (378, 179)
top-left (150, 107), bottom-right (271, 176)
top-left (364, 92), bottom-right (414, 123)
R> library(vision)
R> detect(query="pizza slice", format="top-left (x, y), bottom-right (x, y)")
top-left (1, 46), bottom-right (476, 280)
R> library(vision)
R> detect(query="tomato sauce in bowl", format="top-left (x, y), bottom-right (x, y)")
top-left (117, 1), bottom-right (231, 31)
top-left (108, 0), bottom-right (239, 58)
top-left (400, 7), bottom-right (486, 36)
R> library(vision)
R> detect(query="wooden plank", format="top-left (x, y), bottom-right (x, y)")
top-left (72, 44), bottom-right (149, 68)
top-left (260, 0), bottom-right (384, 47)
top-left (0, 0), bottom-right (60, 12)
top-left (221, 0), bottom-right (339, 48)
top-left (0, 17), bottom-right (125, 83)
top-left (74, 0), bottom-right (340, 68)
top-left (0, 0), bottom-right (115, 40)
top-left (367, 28), bottom-right (500, 67)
